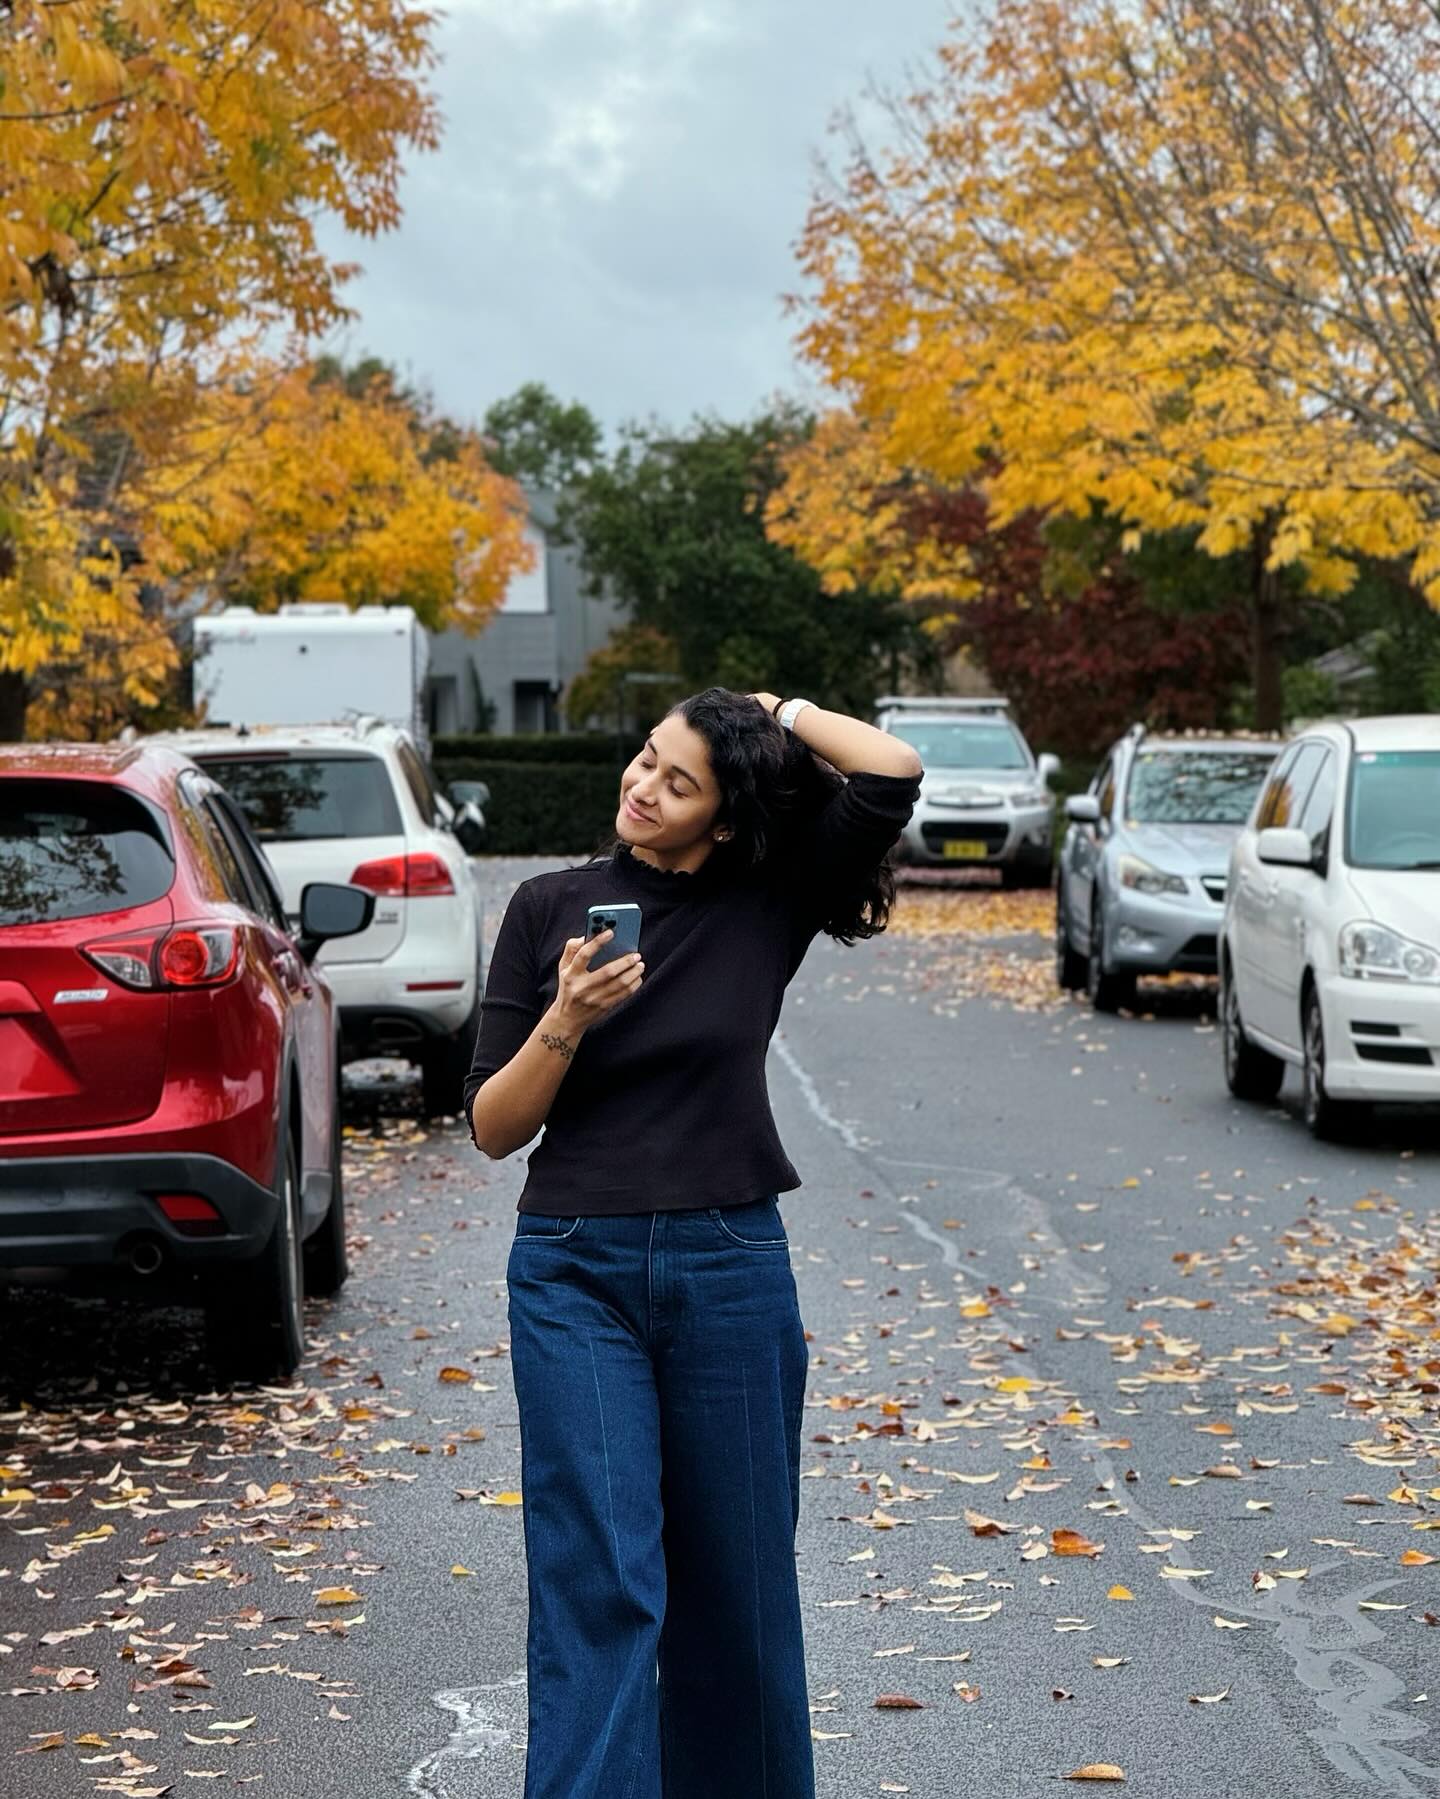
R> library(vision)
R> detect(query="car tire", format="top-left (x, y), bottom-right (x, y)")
top-left (419, 982), bottom-right (480, 1121)
top-left (1087, 905), bottom-right (1136, 1014)
top-left (1302, 986), bottom-right (1367, 1141)
top-left (205, 1126), bottom-right (306, 1384)
top-left (1055, 884), bottom-right (1088, 992)
top-left (1003, 851), bottom-right (1052, 891)
top-left (1220, 961), bottom-right (1285, 1102)
top-left (302, 1045), bottom-right (349, 1298)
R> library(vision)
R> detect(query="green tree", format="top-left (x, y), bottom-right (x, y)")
top-left (563, 407), bottom-right (940, 716)
top-left (482, 383), bottom-right (603, 491)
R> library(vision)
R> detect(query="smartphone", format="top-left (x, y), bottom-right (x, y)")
top-left (585, 901), bottom-right (643, 969)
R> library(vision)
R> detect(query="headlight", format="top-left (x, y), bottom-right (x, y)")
top-left (1011, 786), bottom-right (1049, 807)
top-left (1338, 921), bottom-right (1440, 984)
top-left (1118, 853), bottom-right (1188, 896)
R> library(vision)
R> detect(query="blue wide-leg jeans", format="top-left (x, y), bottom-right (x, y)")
top-left (505, 1194), bottom-right (816, 1799)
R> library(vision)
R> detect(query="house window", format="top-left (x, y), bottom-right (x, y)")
top-left (513, 680), bottom-right (555, 732)
top-left (426, 675), bottom-right (459, 737)
top-left (499, 522), bottom-right (549, 614)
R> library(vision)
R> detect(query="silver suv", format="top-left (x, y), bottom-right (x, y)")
top-left (875, 696), bottom-right (1060, 887)
top-left (1055, 727), bottom-right (1278, 1011)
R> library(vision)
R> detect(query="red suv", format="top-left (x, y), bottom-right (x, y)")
top-left (0, 743), bottom-right (374, 1382)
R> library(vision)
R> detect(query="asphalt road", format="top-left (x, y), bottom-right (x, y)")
top-left (2, 857), bottom-right (1438, 1799)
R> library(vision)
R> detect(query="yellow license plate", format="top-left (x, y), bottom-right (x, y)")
top-left (942, 840), bottom-right (988, 860)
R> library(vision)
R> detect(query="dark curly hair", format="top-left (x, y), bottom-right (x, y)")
top-left (585, 685), bottom-right (899, 943)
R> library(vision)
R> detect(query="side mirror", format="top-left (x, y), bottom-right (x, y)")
top-left (448, 778), bottom-right (491, 810)
top-left (1065, 794), bottom-right (1102, 825)
top-left (1037, 752), bottom-right (1061, 785)
top-left (453, 800), bottom-right (487, 856)
top-left (296, 881), bottom-right (375, 962)
top-left (1257, 826), bottom-right (1316, 869)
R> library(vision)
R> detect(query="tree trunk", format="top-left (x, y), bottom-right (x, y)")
top-left (1250, 528), bottom-right (1286, 733)
top-left (0, 669), bottom-right (27, 744)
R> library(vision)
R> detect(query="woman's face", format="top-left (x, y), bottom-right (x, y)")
top-left (617, 714), bottom-right (724, 850)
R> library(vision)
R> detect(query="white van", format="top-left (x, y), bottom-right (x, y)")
top-left (1220, 716), bottom-right (1440, 1136)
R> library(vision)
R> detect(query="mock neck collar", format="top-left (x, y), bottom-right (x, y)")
top-left (610, 841), bottom-right (729, 891)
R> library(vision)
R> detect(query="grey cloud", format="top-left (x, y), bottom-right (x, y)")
top-left (316, 0), bottom-right (953, 435)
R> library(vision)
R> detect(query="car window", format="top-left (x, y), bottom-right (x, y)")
top-left (0, 780), bottom-right (174, 926)
top-left (207, 794), bottom-right (290, 931)
top-left (1094, 756), bottom-right (1117, 819)
top-left (395, 740), bottom-right (439, 825)
top-left (1254, 745), bottom-right (1300, 830)
top-left (196, 752), bottom-right (401, 842)
top-left (1346, 748), bottom-right (1440, 870)
top-left (1296, 750), bottom-right (1338, 856)
top-left (179, 780), bottom-right (251, 908)
top-left (1124, 749), bottom-right (1276, 825)
top-left (887, 720), bottom-right (1030, 770)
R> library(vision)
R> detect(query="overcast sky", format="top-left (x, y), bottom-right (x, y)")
top-left (316, 0), bottom-right (956, 441)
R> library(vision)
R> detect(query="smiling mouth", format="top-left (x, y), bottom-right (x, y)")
top-left (623, 796), bottom-right (653, 823)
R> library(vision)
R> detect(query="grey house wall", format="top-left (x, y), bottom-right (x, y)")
top-left (426, 485), bottom-right (627, 736)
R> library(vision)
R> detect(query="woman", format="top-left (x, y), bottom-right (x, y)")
top-left (464, 686), bottom-right (923, 1799)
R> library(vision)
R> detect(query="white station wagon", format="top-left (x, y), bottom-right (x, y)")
top-left (1220, 715), bottom-right (1440, 1136)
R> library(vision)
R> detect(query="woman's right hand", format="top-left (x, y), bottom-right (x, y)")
top-left (551, 932), bottom-right (644, 1036)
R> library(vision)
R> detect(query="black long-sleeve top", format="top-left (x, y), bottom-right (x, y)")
top-left (462, 767), bottom-right (921, 1215)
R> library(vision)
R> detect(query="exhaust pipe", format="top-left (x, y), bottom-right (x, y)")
top-left (126, 1236), bottom-right (165, 1275)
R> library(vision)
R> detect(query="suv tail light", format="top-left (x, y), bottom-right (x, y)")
top-left (348, 853), bottom-right (455, 897)
top-left (83, 923), bottom-right (241, 991)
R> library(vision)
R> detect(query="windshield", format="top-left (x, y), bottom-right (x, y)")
top-left (0, 780), bottom-right (173, 925)
top-left (1125, 750), bottom-right (1275, 825)
top-left (196, 754), bottom-right (401, 842)
top-left (889, 720), bottom-right (1029, 771)
top-left (1347, 749), bottom-right (1440, 870)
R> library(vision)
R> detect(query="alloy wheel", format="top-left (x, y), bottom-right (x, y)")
top-left (1302, 995), bottom-right (1325, 1132)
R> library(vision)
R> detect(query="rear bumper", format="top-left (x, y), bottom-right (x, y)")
top-left (0, 1152), bottom-right (279, 1289)
top-left (322, 930), bottom-right (479, 1056)
top-left (338, 1002), bottom-right (467, 1059)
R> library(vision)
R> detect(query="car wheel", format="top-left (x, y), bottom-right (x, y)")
top-left (1087, 904), bottom-right (1136, 1014)
top-left (1220, 962), bottom-right (1285, 1102)
top-left (302, 1047), bottom-right (349, 1298)
top-left (205, 1127), bottom-right (306, 1384)
top-left (1301, 986), bottom-right (1366, 1141)
top-left (1055, 884), bottom-right (1088, 992)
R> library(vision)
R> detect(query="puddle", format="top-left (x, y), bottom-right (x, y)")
top-left (406, 1672), bottom-right (527, 1796)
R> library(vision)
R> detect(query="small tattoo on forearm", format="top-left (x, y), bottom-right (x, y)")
top-left (540, 1032), bottom-right (576, 1062)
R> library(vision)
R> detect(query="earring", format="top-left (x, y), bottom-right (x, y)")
top-left (715, 828), bottom-right (732, 841)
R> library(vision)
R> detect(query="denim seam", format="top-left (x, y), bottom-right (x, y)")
top-left (588, 1330), bottom-right (650, 1799)
top-left (742, 1364), bottom-right (769, 1799)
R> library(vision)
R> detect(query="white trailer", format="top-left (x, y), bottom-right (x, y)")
top-left (192, 603), bottom-right (431, 749)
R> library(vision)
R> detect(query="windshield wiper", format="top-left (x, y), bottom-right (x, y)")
top-left (1393, 860), bottom-right (1440, 870)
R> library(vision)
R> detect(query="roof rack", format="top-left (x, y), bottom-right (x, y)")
top-left (874, 695), bottom-right (1012, 714)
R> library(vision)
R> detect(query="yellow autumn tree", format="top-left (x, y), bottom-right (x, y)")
top-left (772, 0), bottom-right (1440, 725)
top-left (0, 0), bottom-right (440, 739)
top-left (143, 358), bottom-right (533, 634)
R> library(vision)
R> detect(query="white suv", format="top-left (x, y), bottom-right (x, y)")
top-left (1220, 715), bottom-right (1440, 1137)
top-left (145, 719), bottom-right (485, 1117)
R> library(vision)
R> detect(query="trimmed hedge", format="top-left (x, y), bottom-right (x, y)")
top-left (436, 756), bottom-right (621, 856)
top-left (433, 731), bottom-right (644, 766)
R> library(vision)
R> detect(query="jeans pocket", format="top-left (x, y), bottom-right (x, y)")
top-left (706, 1196), bottom-right (788, 1248)
top-left (512, 1212), bottom-right (586, 1241)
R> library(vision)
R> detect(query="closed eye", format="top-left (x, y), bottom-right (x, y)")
top-left (641, 756), bottom-right (686, 797)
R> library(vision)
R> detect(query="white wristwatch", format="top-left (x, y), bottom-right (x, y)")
top-left (776, 697), bottom-right (814, 732)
